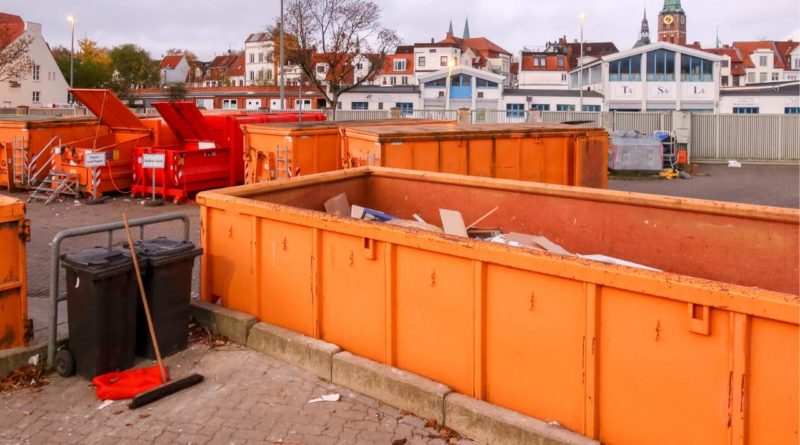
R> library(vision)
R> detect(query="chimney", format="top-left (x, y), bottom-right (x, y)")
top-left (431, 38), bottom-right (434, 44)
top-left (559, 36), bottom-right (567, 45)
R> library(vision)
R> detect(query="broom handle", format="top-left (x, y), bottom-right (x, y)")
top-left (122, 214), bottom-right (167, 383)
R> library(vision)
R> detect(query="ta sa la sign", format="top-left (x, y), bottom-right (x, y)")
top-left (142, 153), bottom-right (166, 169)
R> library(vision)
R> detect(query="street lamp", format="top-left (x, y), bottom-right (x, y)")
top-left (279, 0), bottom-right (285, 110)
top-left (67, 15), bottom-right (75, 91)
top-left (578, 12), bottom-right (586, 112)
top-left (444, 56), bottom-right (456, 111)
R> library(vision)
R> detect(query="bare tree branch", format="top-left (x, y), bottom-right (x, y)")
top-left (0, 28), bottom-right (34, 84)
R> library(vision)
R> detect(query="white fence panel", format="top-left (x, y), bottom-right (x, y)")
top-left (691, 114), bottom-right (800, 162)
top-left (472, 109), bottom-right (528, 124)
top-left (613, 112), bottom-right (672, 135)
top-left (541, 111), bottom-right (602, 127)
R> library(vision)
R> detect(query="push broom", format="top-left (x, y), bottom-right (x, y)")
top-left (121, 214), bottom-right (203, 409)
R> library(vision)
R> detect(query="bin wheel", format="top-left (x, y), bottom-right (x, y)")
top-left (55, 349), bottom-right (75, 377)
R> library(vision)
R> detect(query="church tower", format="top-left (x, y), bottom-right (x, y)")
top-left (658, 0), bottom-right (686, 45)
top-left (634, 8), bottom-right (651, 48)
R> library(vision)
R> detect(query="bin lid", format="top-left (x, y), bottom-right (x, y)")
top-left (61, 247), bottom-right (133, 271)
top-left (129, 237), bottom-right (196, 257)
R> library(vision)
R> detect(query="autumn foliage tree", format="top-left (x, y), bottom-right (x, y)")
top-left (274, 0), bottom-right (400, 113)
top-left (52, 38), bottom-right (114, 88)
top-left (0, 27), bottom-right (33, 83)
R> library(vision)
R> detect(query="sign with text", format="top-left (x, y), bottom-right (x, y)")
top-left (142, 153), bottom-right (166, 169)
top-left (84, 152), bottom-right (107, 168)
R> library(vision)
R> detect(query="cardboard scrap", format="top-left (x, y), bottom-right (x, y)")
top-left (324, 193), bottom-right (351, 217)
top-left (439, 209), bottom-right (468, 237)
top-left (507, 232), bottom-right (573, 256)
top-left (577, 254), bottom-right (661, 272)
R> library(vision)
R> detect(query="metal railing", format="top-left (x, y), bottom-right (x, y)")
top-left (48, 213), bottom-right (191, 367)
top-left (26, 136), bottom-right (61, 188)
top-left (472, 109), bottom-right (530, 124)
top-left (691, 113), bottom-right (800, 163)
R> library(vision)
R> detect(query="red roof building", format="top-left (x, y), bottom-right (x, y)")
top-left (0, 13), bottom-right (25, 48)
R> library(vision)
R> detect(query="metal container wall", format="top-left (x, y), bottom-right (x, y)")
top-left (197, 167), bottom-right (799, 445)
top-left (242, 119), bottom-right (454, 183)
top-left (343, 123), bottom-right (609, 188)
top-left (0, 196), bottom-right (28, 349)
top-left (0, 117), bottom-right (107, 191)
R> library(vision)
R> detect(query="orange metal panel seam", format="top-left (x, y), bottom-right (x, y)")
top-left (311, 228), bottom-right (322, 339)
top-left (251, 216), bottom-right (262, 322)
top-left (384, 242), bottom-right (396, 366)
top-left (473, 260), bottom-right (487, 401)
top-left (583, 282), bottom-right (600, 439)
top-left (728, 312), bottom-right (750, 445)
top-left (199, 206), bottom-right (211, 302)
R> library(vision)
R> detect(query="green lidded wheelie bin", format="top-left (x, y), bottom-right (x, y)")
top-left (128, 238), bottom-right (202, 359)
top-left (61, 247), bottom-right (139, 379)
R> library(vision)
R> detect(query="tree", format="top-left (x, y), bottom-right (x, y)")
top-left (166, 82), bottom-right (188, 102)
top-left (108, 44), bottom-right (160, 100)
top-left (165, 48), bottom-right (198, 63)
top-left (52, 39), bottom-right (114, 88)
top-left (0, 27), bottom-right (34, 83)
top-left (275, 0), bottom-right (400, 114)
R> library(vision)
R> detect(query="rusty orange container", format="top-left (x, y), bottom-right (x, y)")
top-left (0, 195), bottom-right (29, 349)
top-left (197, 167), bottom-right (799, 445)
top-left (343, 123), bottom-right (609, 188)
top-left (0, 115), bottom-right (107, 191)
top-left (242, 119), bottom-right (454, 183)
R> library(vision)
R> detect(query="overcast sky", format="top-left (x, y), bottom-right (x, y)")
top-left (5, 0), bottom-right (799, 60)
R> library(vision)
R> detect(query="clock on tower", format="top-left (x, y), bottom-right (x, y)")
top-left (658, 0), bottom-right (687, 45)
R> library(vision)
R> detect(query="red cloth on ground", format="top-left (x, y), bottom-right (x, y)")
top-left (92, 365), bottom-right (168, 400)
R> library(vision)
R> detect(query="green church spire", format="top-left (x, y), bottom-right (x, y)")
top-left (448, 20), bottom-right (453, 35)
top-left (463, 18), bottom-right (470, 39)
top-left (661, 0), bottom-right (684, 14)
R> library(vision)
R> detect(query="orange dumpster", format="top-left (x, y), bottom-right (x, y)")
top-left (242, 119), bottom-right (455, 183)
top-left (343, 123), bottom-right (609, 188)
top-left (197, 167), bottom-right (799, 445)
top-left (0, 115), bottom-right (108, 191)
top-left (0, 195), bottom-right (30, 349)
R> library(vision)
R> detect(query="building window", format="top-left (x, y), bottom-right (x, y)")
top-left (356, 63), bottom-right (363, 70)
top-left (733, 107), bottom-right (759, 114)
top-left (646, 49), bottom-right (676, 81)
top-left (424, 78), bottom-right (447, 87)
top-left (561, 73), bottom-right (567, 82)
top-left (609, 55), bottom-right (642, 81)
top-left (351, 102), bottom-right (368, 110)
top-left (557, 57), bottom-right (564, 68)
top-left (32, 91), bottom-right (40, 103)
top-left (250, 54), bottom-right (255, 63)
top-left (533, 58), bottom-right (540, 67)
top-left (557, 104), bottom-right (576, 111)
top-left (506, 103), bottom-right (525, 118)
top-left (295, 99), bottom-right (312, 109)
top-left (721, 60), bottom-right (729, 68)
top-left (733, 76), bottom-right (741, 86)
top-left (759, 56), bottom-right (768, 67)
top-left (222, 99), bottom-right (238, 109)
top-left (390, 76), bottom-right (397, 85)
top-left (721, 76), bottom-right (729, 86)
top-left (418, 56), bottom-right (426, 67)
top-left (440, 56), bottom-right (448, 67)
top-left (476, 78), bottom-right (498, 88)
top-left (680, 55), bottom-right (713, 82)
top-left (397, 102), bottom-right (414, 116)
top-left (258, 53), bottom-right (264, 63)
top-left (401, 76), bottom-right (408, 85)
top-left (760, 72), bottom-right (767, 83)
top-left (795, 59), bottom-right (800, 69)
top-left (531, 104), bottom-right (550, 111)
top-left (32, 65), bottom-right (40, 81)
top-left (747, 72), bottom-right (755, 83)
top-left (249, 71), bottom-right (255, 81)
top-left (257, 70), bottom-right (264, 80)
top-left (317, 65), bottom-right (326, 73)
top-left (771, 72), bottom-right (779, 81)
top-left (785, 107), bottom-right (800, 114)
top-left (582, 105), bottom-right (601, 112)
top-left (394, 59), bottom-right (407, 71)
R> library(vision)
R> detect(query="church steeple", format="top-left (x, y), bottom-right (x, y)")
top-left (661, 0), bottom-right (684, 14)
top-left (448, 20), bottom-right (453, 36)
top-left (658, 0), bottom-right (687, 45)
top-left (463, 18), bottom-right (470, 39)
top-left (634, 8), bottom-right (651, 48)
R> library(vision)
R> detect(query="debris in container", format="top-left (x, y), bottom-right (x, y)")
top-left (577, 254), bottom-right (661, 271)
top-left (386, 219), bottom-right (443, 233)
top-left (508, 233), bottom-right (574, 256)
top-left (467, 227), bottom-right (502, 240)
top-left (412, 214), bottom-right (427, 224)
top-left (308, 393), bottom-right (340, 403)
top-left (467, 206), bottom-right (499, 229)
top-left (439, 209), bottom-right (468, 237)
top-left (324, 193), bottom-right (351, 217)
top-left (0, 365), bottom-right (48, 392)
top-left (351, 205), bottom-right (396, 221)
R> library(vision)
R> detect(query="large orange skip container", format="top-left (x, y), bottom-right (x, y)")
top-left (197, 168), bottom-right (799, 445)
top-left (343, 123), bottom-right (609, 188)
top-left (0, 195), bottom-right (29, 349)
top-left (242, 119), bottom-right (454, 183)
top-left (0, 116), bottom-right (108, 191)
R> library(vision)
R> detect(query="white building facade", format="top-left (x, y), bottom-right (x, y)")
top-left (159, 55), bottom-right (189, 85)
top-left (0, 15), bottom-right (69, 108)
top-left (719, 82), bottom-right (800, 114)
top-left (245, 33), bottom-right (275, 86)
top-left (570, 42), bottom-right (722, 112)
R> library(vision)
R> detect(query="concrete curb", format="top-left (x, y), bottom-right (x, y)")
top-left (246, 322), bottom-right (341, 380)
top-left (190, 300), bottom-right (256, 345)
top-left (0, 336), bottom-right (68, 379)
top-left (332, 351), bottom-right (451, 424)
top-left (444, 393), bottom-right (600, 445)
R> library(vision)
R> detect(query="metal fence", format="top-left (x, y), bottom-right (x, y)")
top-left (691, 113), bottom-right (800, 163)
top-left (541, 111), bottom-right (604, 128)
top-left (0, 107), bottom-right (88, 117)
top-left (613, 112), bottom-right (673, 136)
top-left (472, 109), bottom-right (529, 124)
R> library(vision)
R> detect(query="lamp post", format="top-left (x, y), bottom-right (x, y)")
top-left (67, 16), bottom-right (75, 90)
top-left (579, 12), bottom-right (585, 112)
top-left (279, 0), bottom-right (285, 110)
top-left (444, 57), bottom-right (456, 111)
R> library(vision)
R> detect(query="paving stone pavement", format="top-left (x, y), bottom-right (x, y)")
top-left (1, 341), bottom-right (477, 445)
